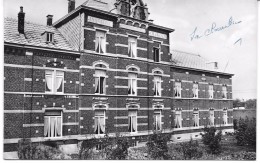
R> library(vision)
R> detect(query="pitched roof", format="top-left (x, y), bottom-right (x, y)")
top-left (171, 50), bottom-right (228, 74)
top-left (4, 17), bottom-right (74, 51)
top-left (82, 0), bottom-right (117, 13)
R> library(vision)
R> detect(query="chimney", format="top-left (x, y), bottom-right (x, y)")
top-left (18, 6), bottom-right (25, 34)
top-left (47, 15), bottom-right (53, 26)
top-left (68, 0), bottom-right (75, 13)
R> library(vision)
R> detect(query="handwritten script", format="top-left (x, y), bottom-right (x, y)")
top-left (190, 16), bottom-right (242, 41)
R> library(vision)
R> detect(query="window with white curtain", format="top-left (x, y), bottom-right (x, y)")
top-left (222, 86), bottom-right (227, 99)
top-left (153, 42), bottom-right (161, 62)
top-left (174, 82), bottom-right (181, 98)
top-left (128, 110), bottom-right (137, 133)
top-left (209, 84), bottom-right (214, 99)
top-left (193, 110), bottom-right (199, 127)
top-left (209, 109), bottom-right (214, 126)
top-left (95, 69), bottom-right (106, 94)
top-left (44, 110), bottom-right (62, 138)
top-left (128, 73), bottom-right (137, 96)
top-left (45, 70), bottom-right (64, 94)
top-left (193, 83), bottom-right (199, 98)
top-left (95, 30), bottom-right (106, 54)
top-left (154, 110), bottom-right (162, 131)
top-left (154, 76), bottom-right (162, 97)
top-left (223, 109), bottom-right (228, 125)
top-left (174, 110), bottom-right (182, 128)
top-left (94, 110), bottom-right (105, 134)
top-left (128, 36), bottom-right (137, 58)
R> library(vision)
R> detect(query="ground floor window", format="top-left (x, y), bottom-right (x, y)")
top-left (94, 110), bottom-right (105, 134)
top-left (174, 110), bottom-right (182, 128)
top-left (209, 109), bottom-right (214, 126)
top-left (223, 109), bottom-right (228, 125)
top-left (128, 110), bottom-right (137, 133)
top-left (154, 110), bottom-right (162, 131)
top-left (44, 110), bottom-right (62, 138)
top-left (193, 109), bottom-right (199, 127)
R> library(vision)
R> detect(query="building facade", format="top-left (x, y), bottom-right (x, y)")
top-left (4, 0), bottom-right (234, 153)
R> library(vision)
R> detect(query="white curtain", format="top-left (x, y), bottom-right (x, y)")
top-left (210, 111), bottom-right (214, 125)
top-left (132, 116), bottom-right (137, 132)
top-left (223, 111), bottom-right (227, 124)
top-left (100, 116), bottom-right (105, 134)
top-left (222, 86), bottom-right (227, 98)
top-left (193, 84), bottom-right (198, 97)
top-left (56, 117), bottom-right (62, 136)
top-left (128, 73), bottom-right (137, 95)
top-left (95, 70), bottom-right (106, 94)
top-left (45, 71), bottom-right (53, 92)
top-left (50, 117), bottom-right (56, 137)
top-left (175, 111), bottom-right (182, 128)
top-left (128, 37), bottom-right (137, 58)
top-left (194, 113), bottom-right (199, 127)
top-left (44, 117), bottom-right (49, 137)
top-left (55, 71), bottom-right (64, 93)
top-left (95, 77), bottom-right (99, 93)
top-left (95, 111), bottom-right (105, 134)
top-left (96, 31), bottom-right (105, 53)
top-left (209, 85), bottom-right (213, 98)
top-left (94, 117), bottom-right (98, 134)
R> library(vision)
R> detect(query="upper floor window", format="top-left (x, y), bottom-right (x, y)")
top-left (192, 83), bottom-right (199, 98)
top-left (153, 42), bottom-right (161, 62)
top-left (222, 86), bottom-right (227, 99)
top-left (128, 110), bottom-right (137, 133)
top-left (193, 109), bottom-right (199, 127)
top-left (128, 36), bottom-right (137, 58)
top-left (45, 70), bottom-right (64, 94)
top-left (95, 30), bottom-right (106, 54)
top-left (128, 73), bottom-right (137, 96)
top-left (46, 32), bottom-right (54, 43)
top-left (209, 84), bottom-right (214, 99)
top-left (44, 110), bottom-right (62, 138)
top-left (154, 76), bottom-right (162, 97)
top-left (94, 69), bottom-right (106, 94)
top-left (174, 110), bottom-right (182, 128)
top-left (223, 108), bottom-right (228, 125)
top-left (174, 82), bottom-right (181, 98)
top-left (94, 110), bottom-right (105, 134)
top-left (209, 109), bottom-right (214, 126)
top-left (154, 110), bottom-right (162, 131)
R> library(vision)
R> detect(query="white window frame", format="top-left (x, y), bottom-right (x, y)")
top-left (154, 110), bottom-right (162, 131)
top-left (128, 73), bottom-right (137, 96)
top-left (222, 86), bottom-right (227, 99)
top-left (209, 84), bottom-right (214, 99)
top-left (45, 70), bottom-right (64, 94)
top-left (95, 30), bottom-right (106, 54)
top-left (128, 36), bottom-right (137, 58)
top-left (193, 83), bottom-right (199, 98)
top-left (174, 82), bottom-right (182, 98)
top-left (154, 76), bottom-right (162, 97)
top-left (193, 109), bottom-right (199, 127)
top-left (44, 111), bottom-right (62, 138)
top-left (94, 110), bottom-right (106, 135)
top-left (94, 69), bottom-right (106, 95)
top-left (174, 110), bottom-right (182, 128)
top-left (153, 47), bottom-right (160, 62)
top-left (223, 109), bottom-right (228, 125)
top-left (46, 32), bottom-right (54, 42)
top-left (209, 109), bottom-right (214, 126)
top-left (128, 110), bottom-right (137, 133)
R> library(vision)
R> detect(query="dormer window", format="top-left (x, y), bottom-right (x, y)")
top-left (46, 32), bottom-right (54, 43)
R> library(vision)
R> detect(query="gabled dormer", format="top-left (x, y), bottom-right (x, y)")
top-left (42, 31), bottom-right (54, 43)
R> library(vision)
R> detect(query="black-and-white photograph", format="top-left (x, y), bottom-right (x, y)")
top-left (2, 0), bottom-right (258, 160)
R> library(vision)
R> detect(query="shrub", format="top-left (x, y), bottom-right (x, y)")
top-left (201, 127), bottom-right (222, 154)
top-left (176, 138), bottom-right (203, 160)
top-left (17, 139), bottom-right (71, 160)
top-left (108, 136), bottom-right (129, 160)
top-left (221, 151), bottom-right (256, 160)
top-left (235, 117), bottom-right (256, 147)
top-left (146, 133), bottom-right (171, 160)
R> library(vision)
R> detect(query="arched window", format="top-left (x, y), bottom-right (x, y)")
top-left (127, 65), bottom-right (139, 96)
top-left (93, 61), bottom-right (109, 94)
top-left (152, 68), bottom-right (163, 97)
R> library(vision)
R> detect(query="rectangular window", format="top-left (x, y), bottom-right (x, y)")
top-left (209, 109), bottom-right (214, 126)
top-left (154, 76), bottom-right (162, 96)
top-left (94, 110), bottom-right (105, 134)
top-left (209, 84), bottom-right (214, 99)
top-left (128, 73), bottom-right (137, 96)
top-left (46, 32), bottom-right (54, 42)
top-left (45, 70), bottom-right (64, 94)
top-left (193, 110), bottom-right (199, 127)
top-left (154, 110), bottom-right (162, 131)
top-left (222, 86), bottom-right (227, 99)
top-left (174, 110), bottom-right (182, 128)
top-left (174, 82), bottom-right (181, 98)
top-left (193, 83), bottom-right (199, 98)
top-left (223, 109), bottom-right (228, 125)
top-left (128, 110), bottom-right (137, 133)
top-left (44, 110), bottom-right (62, 138)
top-left (128, 36), bottom-right (137, 58)
top-left (95, 30), bottom-right (106, 54)
top-left (95, 70), bottom-right (106, 94)
top-left (153, 42), bottom-right (161, 62)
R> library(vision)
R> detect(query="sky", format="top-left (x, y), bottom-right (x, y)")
top-left (2, 0), bottom-right (258, 100)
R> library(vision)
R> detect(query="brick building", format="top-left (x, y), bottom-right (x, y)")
top-left (4, 0), bottom-right (234, 153)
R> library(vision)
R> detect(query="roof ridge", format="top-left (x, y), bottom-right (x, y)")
top-left (5, 17), bottom-right (52, 28)
top-left (171, 49), bottom-right (202, 57)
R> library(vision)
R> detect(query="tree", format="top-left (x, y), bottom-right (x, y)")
top-left (200, 127), bottom-right (222, 154)
top-left (245, 99), bottom-right (256, 109)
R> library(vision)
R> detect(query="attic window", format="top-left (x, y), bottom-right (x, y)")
top-left (46, 32), bottom-right (54, 43)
